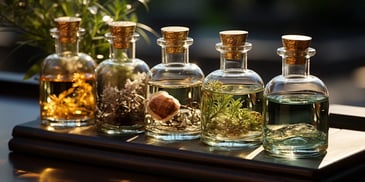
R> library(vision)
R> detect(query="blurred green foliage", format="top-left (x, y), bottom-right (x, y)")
top-left (0, 0), bottom-right (156, 79)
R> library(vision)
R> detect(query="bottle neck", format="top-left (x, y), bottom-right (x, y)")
top-left (282, 60), bottom-right (309, 77)
top-left (106, 33), bottom-right (138, 62)
top-left (161, 48), bottom-right (189, 64)
top-left (220, 52), bottom-right (248, 70)
top-left (51, 27), bottom-right (82, 57)
top-left (110, 42), bottom-right (135, 61)
top-left (55, 38), bottom-right (80, 57)
top-left (277, 47), bottom-right (316, 77)
top-left (216, 42), bottom-right (252, 71)
top-left (158, 37), bottom-right (193, 64)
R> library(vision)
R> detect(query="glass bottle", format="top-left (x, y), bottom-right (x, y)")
top-left (95, 21), bottom-right (151, 135)
top-left (263, 35), bottom-right (329, 158)
top-left (200, 30), bottom-right (264, 148)
top-left (40, 17), bottom-right (97, 128)
top-left (145, 26), bottom-right (204, 140)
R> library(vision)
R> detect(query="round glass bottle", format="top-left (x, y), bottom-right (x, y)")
top-left (145, 26), bottom-right (204, 140)
top-left (40, 17), bottom-right (97, 128)
top-left (95, 21), bottom-right (151, 135)
top-left (263, 35), bottom-right (329, 158)
top-left (200, 30), bottom-right (264, 148)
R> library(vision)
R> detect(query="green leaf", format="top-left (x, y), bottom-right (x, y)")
top-left (0, 0), bottom-right (155, 80)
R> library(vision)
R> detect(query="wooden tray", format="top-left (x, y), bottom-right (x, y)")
top-left (8, 113), bottom-right (365, 182)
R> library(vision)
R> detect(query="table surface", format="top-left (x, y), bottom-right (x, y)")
top-left (0, 94), bottom-right (190, 182)
top-left (1, 92), bottom-right (365, 181)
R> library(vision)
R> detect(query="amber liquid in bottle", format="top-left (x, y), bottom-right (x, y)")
top-left (40, 17), bottom-right (97, 128)
top-left (40, 73), bottom-right (96, 126)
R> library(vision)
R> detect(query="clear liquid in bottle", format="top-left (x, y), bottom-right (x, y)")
top-left (263, 35), bottom-right (329, 158)
top-left (145, 26), bottom-right (204, 141)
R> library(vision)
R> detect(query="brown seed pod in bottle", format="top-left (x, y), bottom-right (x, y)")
top-left (146, 91), bottom-right (181, 122)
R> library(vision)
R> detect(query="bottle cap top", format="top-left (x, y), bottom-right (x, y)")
top-left (219, 30), bottom-right (248, 59)
top-left (161, 26), bottom-right (189, 53)
top-left (161, 26), bottom-right (189, 40)
top-left (109, 21), bottom-right (136, 49)
top-left (282, 35), bottom-right (311, 51)
top-left (220, 30), bottom-right (248, 47)
top-left (281, 35), bottom-right (312, 64)
top-left (54, 17), bottom-right (81, 43)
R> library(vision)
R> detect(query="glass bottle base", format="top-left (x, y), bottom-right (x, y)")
top-left (41, 118), bottom-right (94, 129)
top-left (263, 123), bottom-right (328, 158)
top-left (263, 141), bottom-right (327, 159)
top-left (98, 123), bottom-right (145, 135)
top-left (200, 135), bottom-right (261, 148)
top-left (146, 130), bottom-right (200, 141)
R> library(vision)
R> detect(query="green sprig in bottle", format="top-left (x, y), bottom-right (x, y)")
top-left (201, 30), bottom-right (264, 148)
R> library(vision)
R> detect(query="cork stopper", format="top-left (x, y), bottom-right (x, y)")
top-left (161, 26), bottom-right (189, 54)
top-left (220, 30), bottom-right (248, 59)
top-left (282, 35), bottom-right (312, 64)
top-left (54, 17), bottom-right (81, 43)
top-left (109, 21), bottom-right (136, 49)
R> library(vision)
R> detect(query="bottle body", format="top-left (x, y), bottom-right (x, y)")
top-left (145, 26), bottom-right (204, 140)
top-left (145, 64), bottom-right (203, 140)
top-left (264, 76), bottom-right (329, 158)
top-left (96, 21), bottom-right (150, 134)
top-left (96, 58), bottom-right (150, 134)
top-left (40, 17), bottom-right (97, 128)
top-left (200, 31), bottom-right (264, 148)
top-left (263, 35), bottom-right (329, 158)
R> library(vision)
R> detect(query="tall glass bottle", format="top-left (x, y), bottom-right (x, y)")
top-left (95, 21), bottom-right (151, 135)
top-left (263, 35), bottom-right (329, 158)
top-left (200, 30), bottom-right (264, 148)
top-left (40, 17), bottom-right (97, 128)
top-left (145, 26), bottom-right (204, 140)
